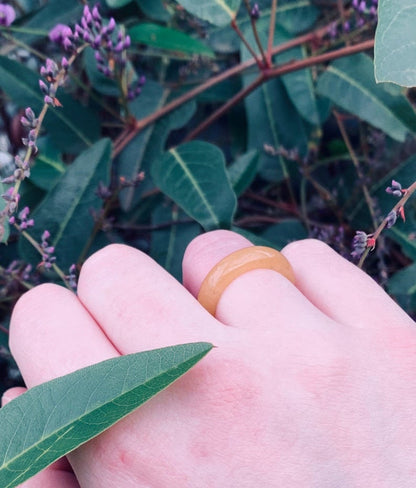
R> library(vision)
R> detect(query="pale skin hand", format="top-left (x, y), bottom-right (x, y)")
top-left (3, 230), bottom-right (416, 488)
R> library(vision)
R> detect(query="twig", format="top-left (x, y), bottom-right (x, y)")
top-left (267, 0), bottom-right (278, 67)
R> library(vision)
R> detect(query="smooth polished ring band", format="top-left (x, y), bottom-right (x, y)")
top-left (197, 246), bottom-right (295, 316)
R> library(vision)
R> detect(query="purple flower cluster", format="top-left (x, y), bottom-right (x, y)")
top-left (385, 179), bottom-right (404, 198)
top-left (328, 0), bottom-right (378, 40)
top-left (250, 3), bottom-right (260, 20)
top-left (39, 230), bottom-right (56, 269)
top-left (351, 230), bottom-right (372, 259)
top-left (39, 57), bottom-right (68, 107)
top-left (49, 5), bottom-right (145, 100)
top-left (0, 4), bottom-right (15, 27)
top-left (9, 206), bottom-right (34, 230)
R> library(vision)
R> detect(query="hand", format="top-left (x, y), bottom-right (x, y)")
top-left (3, 230), bottom-right (416, 487)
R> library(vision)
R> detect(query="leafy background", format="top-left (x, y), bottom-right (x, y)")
top-left (0, 1), bottom-right (415, 476)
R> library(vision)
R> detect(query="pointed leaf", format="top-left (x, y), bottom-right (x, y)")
top-left (0, 56), bottom-right (100, 152)
top-left (227, 150), bottom-right (259, 196)
top-left (20, 139), bottom-right (112, 269)
top-left (317, 53), bottom-right (416, 142)
top-left (135, 0), bottom-right (171, 22)
top-left (0, 342), bottom-right (213, 488)
top-left (374, 0), bottom-right (416, 87)
top-left (151, 203), bottom-right (201, 280)
top-left (129, 23), bottom-right (215, 58)
top-left (175, 0), bottom-right (241, 26)
top-left (30, 138), bottom-right (65, 191)
top-left (151, 141), bottom-right (237, 230)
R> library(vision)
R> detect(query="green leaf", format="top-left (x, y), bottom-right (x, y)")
top-left (0, 56), bottom-right (100, 152)
top-left (105, 0), bottom-right (131, 7)
top-left (0, 182), bottom-right (10, 243)
top-left (135, 0), bottom-right (171, 22)
top-left (261, 220), bottom-right (308, 249)
top-left (129, 23), bottom-right (215, 57)
top-left (151, 203), bottom-right (201, 281)
top-left (151, 141), bottom-right (237, 230)
top-left (19, 139), bottom-right (112, 269)
top-left (175, 0), bottom-right (241, 26)
top-left (0, 342), bottom-right (213, 488)
top-left (374, 0), bottom-right (416, 87)
top-left (227, 150), bottom-right (259, 196)
top-left (241, 25), bottom-right (308, 181)
top-left (30, 138), bottom-right (65, 191)
top-left (118, 83), bottom-right (196, 211)
top-left (316, 53), bottom-right (416, 142)
top-left (386, 225), bottom-right (416, 261)
top-left (387, 263), bottom-right (416, 296)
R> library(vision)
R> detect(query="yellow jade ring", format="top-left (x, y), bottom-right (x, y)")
top-left (197, 246), bottom-right (295, 316)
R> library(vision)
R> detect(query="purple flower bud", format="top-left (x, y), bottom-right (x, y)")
top-left (63, 37), bottom-right (73, 50)
top-left (44, 95), bottom-right (54, 105)
top-left (359, 0), bottom-right (366, 12)
top-left (92, 5), bottom-right (101, 21)
top-left (61, 56), bottom-right (69, 69)
top-left (20, 116), bottom-right (31, 128)
top-left (83, 31), bottom-right (92, 43)
top-left (42, 230), bottom-right (50, 241)
top-left (250, 3), bottom-right (260, 20)
top-left (49, 24), bottom-right (72, 43)
top-left (39, 80), bottom-right (49, 94)
top-left (25, 107), bottom-right (36, 121)
top-left (75, 23), bottom-right (84, 35)
top-left (114, 40), bottom-right (124, 53)
top-left (0, 4), bottom-right (16, 26)
top-left (92, 34), bottom-right (102, 49)
top-left (139, 75), bottom-right (146, 85)
top-left (8, 216), bottom-right (15, 225)
top-left (107, 17), bottom-right (116, 33)
top-left (123, 35), bottom-right (131, 49)
top-left (385, 210), bottom-right (397, 228)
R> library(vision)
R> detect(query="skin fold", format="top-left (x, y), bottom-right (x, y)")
top-left (3, 230), bottom-right (416, 488)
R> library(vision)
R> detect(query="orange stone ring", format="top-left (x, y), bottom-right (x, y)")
top-left (197, 246), bottom-right (295, 316)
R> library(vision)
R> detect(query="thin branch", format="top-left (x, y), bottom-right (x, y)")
top-left (185, 39), bottom-right (374, 142)
top-left (231, 18), bottom-right (262, 68)
top-left (267, 0), bottom-right (278, 66)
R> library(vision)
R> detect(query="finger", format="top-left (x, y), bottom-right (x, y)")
top-left (9, 284), bottom-right (118, 388)
top-left (182, 230), bottom-right (334, 330)
top-left (1, 387), bottom-right (80, 488)
top-left (77, 244), bottom-right (226, 355)
top-left (282, 239), bottom-right (415, 329)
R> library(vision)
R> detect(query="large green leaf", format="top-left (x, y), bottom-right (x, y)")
top-left (0, 56), bottom-right (100, 152)
top-left (227, 149), bottom-right (259, 196)
top-left (316, 53), bottom-right (416, 142)
top-left (0, 342), bottom-right (212, 488)
top-left (150, 203), bottom-right (201, 280)
top-left (241, 24), bottom-right (308, 181)
top-left (19, 139), bottom-right (112, 269)
top-left (129, 23), bottom-right (215, 57)
top-left (151, 141), bottom-right (237, 230)
top-left (118, 83), bottom-right (196, 211)
top-left (176, 0), bottom-right (241, 26)
top-left (135, 0), bottom-right (171, 22)
top-left (30, 138), bottom-right (65, 191)
top-left (375, 0), bottom-right (416, 87)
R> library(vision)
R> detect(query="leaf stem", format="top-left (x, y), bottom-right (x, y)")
top-left (266, 0), bottom-right (278, 67)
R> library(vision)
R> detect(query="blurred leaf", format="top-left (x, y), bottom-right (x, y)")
top-left (0, 182), bottom-right (10, 243)
top-left (277, 42), bottom-right (320, 125)
top-left (374, 0), bottom-right (416, 87)
top-left (227, 150), bottom-right (259, 196)
top-left (241, 25), bottom-right (308, 181)
top-left (135, 0), bottom-right (171, 22)
top-left (277, 0), bottom-right (319, 34)
top-left (231, 226), bottom-right (281, 247)
top-left (175, 0), bottom-right (241, 26)
top-left (13, 0), bottom-right (83, 45)
top-left (105, 0), bottom-right (131, 7)
top-left (261, 220), bottom-right (308, 249)
top-left (317, 53), bottom-right (416, 142)
top-left (387, 262), bottom-right (416, 296)
top-left (386, 226), bottom-right (416, 261)
top-left (0, 342), bottom-right (212, 488)
top-left (118, 83), bottom-right (196, 211)
top-left (20, 139), bottom-right (112, 269)
top-left (150, 203), bottom-right (201, 280)
top-left (151, 141), bottom-right (237, 230)
top-left (30, 137), bottom-right (65, 191)
top-left (129, 23), bottom-right (215, 58)
top-left (0, 56), bottom-right (100, 152)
